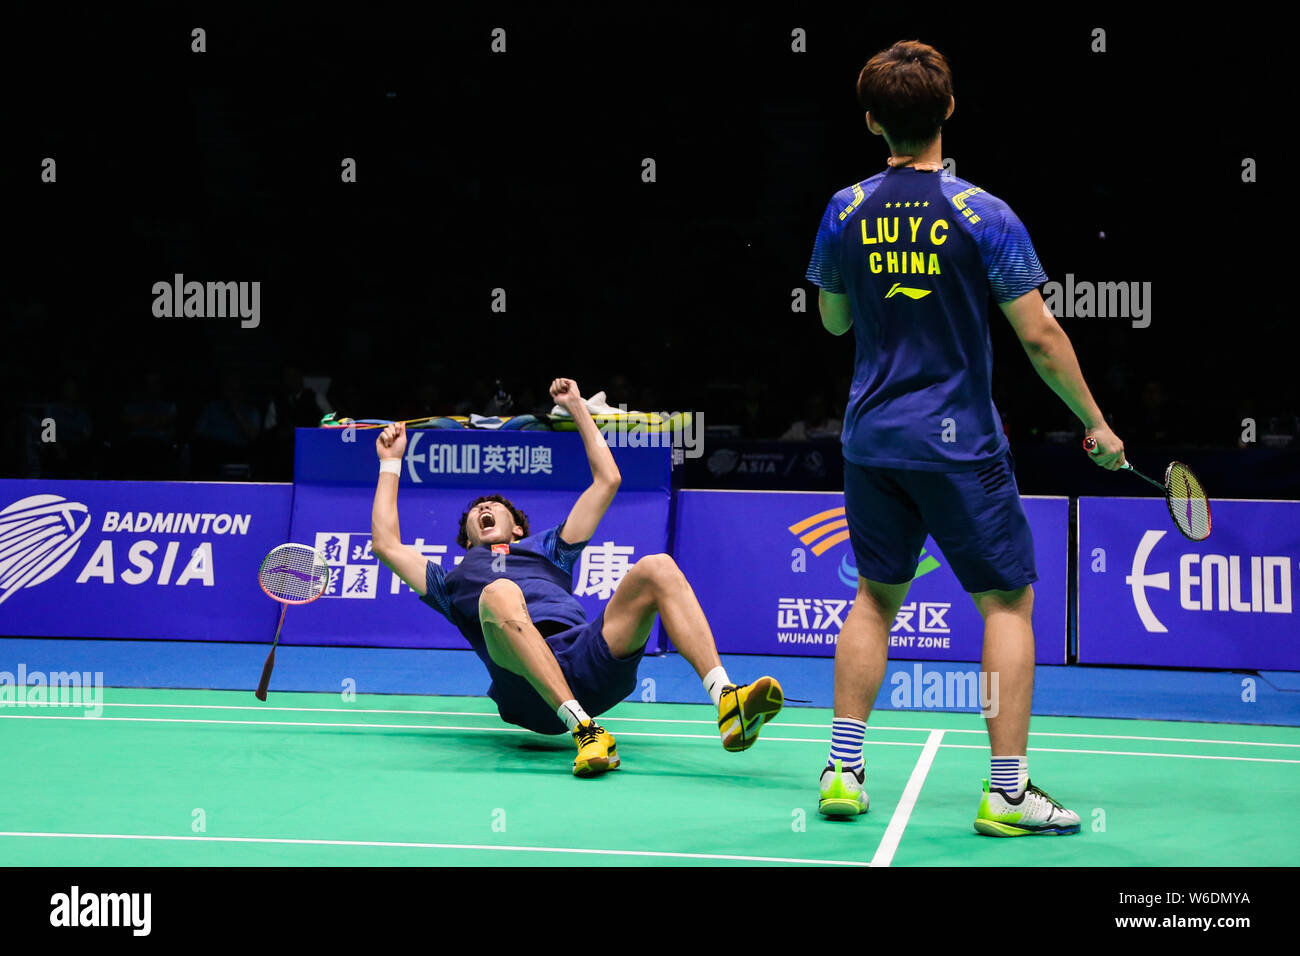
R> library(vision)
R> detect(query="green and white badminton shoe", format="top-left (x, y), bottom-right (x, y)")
top-left (818, 759), bottom-right (869, 817)
top-left (974, 779), bottom-right (1081, 836)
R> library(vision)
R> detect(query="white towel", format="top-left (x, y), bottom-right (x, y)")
top-left (549, 389), bottom-right (621, 418)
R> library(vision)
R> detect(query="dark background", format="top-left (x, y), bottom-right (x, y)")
top-left (1, 4), bottom-right (1293, 492)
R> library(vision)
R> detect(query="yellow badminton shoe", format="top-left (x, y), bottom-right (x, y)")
top-left (718, 676), bottom-right (784, 752)
top-left (572, 720), bottom-right (620, 777)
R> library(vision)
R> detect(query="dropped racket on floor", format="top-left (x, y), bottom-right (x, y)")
top-left (1083, 437), bottom-right (1211, 541)
top-left (255, 543), bottom-right (330, 700)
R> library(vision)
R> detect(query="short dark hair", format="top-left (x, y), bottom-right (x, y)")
top-left (855, 40), bottom-right (953, 154)
top-left (457, 494), bottom-right (530, 549)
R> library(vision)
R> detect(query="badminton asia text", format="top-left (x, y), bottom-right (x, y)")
top-left (74, 511), bottom-right (252, 586)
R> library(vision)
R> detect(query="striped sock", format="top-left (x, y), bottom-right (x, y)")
top-left (991, 755), bottom-right (1027, 798)
top-left (828, 716), bottom-right (867, 773)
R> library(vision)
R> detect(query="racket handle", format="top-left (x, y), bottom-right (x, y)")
top-left (1082, 436), bottom-right (1098, 453)
top-left (255, 647), bottom-right (276, 701)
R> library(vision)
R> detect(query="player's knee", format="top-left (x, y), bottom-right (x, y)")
top-left (634, 553), bottom-right (680, 588)
top-left (856, 575), bottom-right (910, 618)
top-left (479, 577), bottom-right (524, 615)
top-left (972, 584), bottom-right (1033, 615)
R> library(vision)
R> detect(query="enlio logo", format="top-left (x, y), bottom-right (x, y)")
top-left (788, 507), bottom-right (940, 588)
top-left (1126, 530), bottom-right (1294, 633)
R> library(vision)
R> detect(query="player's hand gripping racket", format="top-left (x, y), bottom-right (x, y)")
top-left (255, 544), bottom-right (330, 700)
top-left (1083, 437), bottom-right (1212, 541)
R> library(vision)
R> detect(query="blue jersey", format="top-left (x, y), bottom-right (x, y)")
top-left (420, 524), bottom-right (588, 670)
top-left (806, 166), bottom-right (1047, 471)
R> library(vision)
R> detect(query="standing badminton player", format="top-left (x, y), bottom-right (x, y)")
top-left (370, 378), bottom-right (784, 777)
top-left (806, 40), bottom-right (1126, 834)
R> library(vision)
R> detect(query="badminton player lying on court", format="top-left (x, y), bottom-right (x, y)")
top-left (370, 378), bottom-right (784, 777)
top-left (806, 40), bottom-right (1127, 834)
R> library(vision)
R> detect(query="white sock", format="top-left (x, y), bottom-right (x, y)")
top-left (557, 700), bottom-right (591, 732)
top-left (703, 665), bottom-right (731, 707)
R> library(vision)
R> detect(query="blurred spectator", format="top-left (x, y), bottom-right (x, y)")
top-left (1135, 380), bottom-right (1170, 444)
top-left (115, 370), bottom-right (179, 478)
top-left (265, 365), bottom-right (331, 431)
top-left (121, 370), bottom-right (177, 444)
top-left (602, 371), bottom-right (633, 409)
top-left (262, 365), bottom-right (331, 476)
top-left (737, 376), bottom-right (771, 439)
top-left (42, 377), bottom-right (95, 477)
top-left (409, 380), bottom-right (439, 420)
top-left (779, 393), bottom-right (842, 441)
top-left (193, 371), bottom-right (262, 477)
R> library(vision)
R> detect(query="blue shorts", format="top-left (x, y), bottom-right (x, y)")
top-left (486, 609), bottom-right (644, 735)
top-left (842, 450), bottom-right (1037, 593)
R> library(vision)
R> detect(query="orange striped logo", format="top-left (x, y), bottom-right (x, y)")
top-left (787, 506), bottom-right (849, 557)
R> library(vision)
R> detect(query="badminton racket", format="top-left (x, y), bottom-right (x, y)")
top-left (1083, 436), bottom-right (1211, 541)
top-left (255, 543), bottom-right (330, 700)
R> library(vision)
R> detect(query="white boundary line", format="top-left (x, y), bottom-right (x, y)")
top-left (0, 831), bottom-right (870, 867)
top-left (42, 703), bottom-right (1300, 749)
top-left (871, 729), bottom-right (944, 867)
top-left (3, 712), bottom-right (1298, 763)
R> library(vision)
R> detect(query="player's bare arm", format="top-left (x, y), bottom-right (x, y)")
top-left (819, 290), bottom-right (852, 335)
top-left (1000, 289), bottom-right (1126, 470)
top-left (551, 377), bottom-right (621, 544)
top-left (370, 422), bottom-right (428, 595)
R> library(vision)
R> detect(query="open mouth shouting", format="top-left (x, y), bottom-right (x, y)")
top-left (479, 510), bottom-right (496, 534)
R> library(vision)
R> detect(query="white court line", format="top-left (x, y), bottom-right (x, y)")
top-left (65, 703), bottom-right (1300, 749)
top-left (1023, 745), bottom-right (1300, 764)
top-left (933, 740), bottom-right (1300, 763)
top-left (871, 729), bottom-right (944, 867)
top-left (0, 831), bottom-right (869, 867)
top-left (0, 713), bottom-right (906, 747)
top-left (3, 713), bottom-right (1297, 763)
top-left (1024, 730), bottom-right (1300, 749)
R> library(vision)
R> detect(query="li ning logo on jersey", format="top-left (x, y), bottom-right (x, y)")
top-left (151, 274), bottom-right (260, 328)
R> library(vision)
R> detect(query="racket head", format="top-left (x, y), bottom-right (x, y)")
top-left (1163, 461), bottom-right (1212, 542)
top-left (258, 544), bottom-right (330, 605)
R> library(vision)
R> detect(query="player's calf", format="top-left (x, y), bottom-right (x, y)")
top-left (478, 578), bottom-right (531, 671)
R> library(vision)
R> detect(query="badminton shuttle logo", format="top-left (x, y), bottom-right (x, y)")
top-left (0, 495), bottom-right (91, 606)
top-left (787, 506), bottom-right (939, 587)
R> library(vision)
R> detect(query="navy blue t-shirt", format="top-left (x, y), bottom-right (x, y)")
top-left (806, 166), bottom-right (1047, 470)
top-left (420, 524), bottom-right (588, 668)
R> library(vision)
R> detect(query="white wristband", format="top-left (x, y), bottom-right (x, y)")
top-left (379, 459), bottom-right (401, 476)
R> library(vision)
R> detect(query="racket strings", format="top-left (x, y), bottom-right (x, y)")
top-left (1165, 462), bottom-right (1211, 541)
top-left (259, 544), bottom-right (330, 603)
